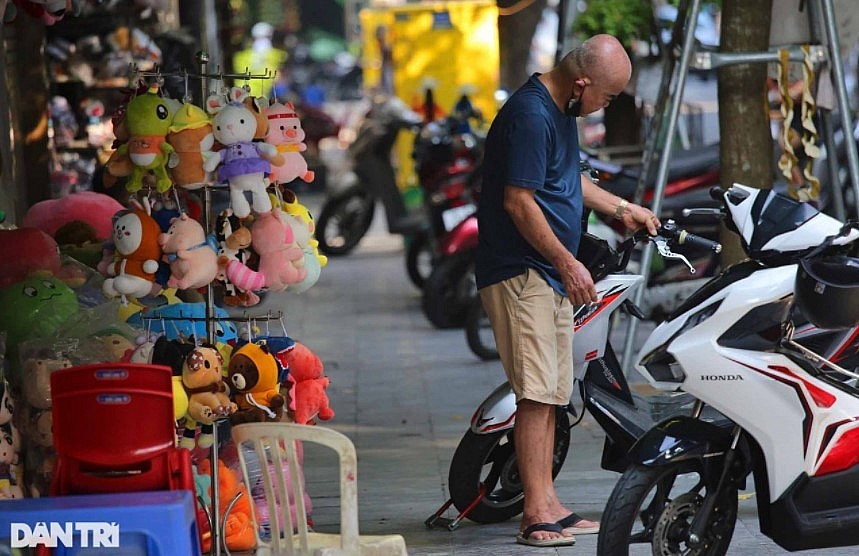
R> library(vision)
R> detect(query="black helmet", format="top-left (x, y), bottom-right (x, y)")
top-left (794, 255), bottom-right (859, 329)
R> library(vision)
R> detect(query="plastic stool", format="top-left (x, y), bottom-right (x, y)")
top-left (0, 490), bottom-right (202, 555)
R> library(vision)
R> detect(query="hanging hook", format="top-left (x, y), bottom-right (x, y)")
top-left (183, 69), bottom-right (191, 104)
top-left (279, 315), bottom-right (288, 338)
top-left (173, 187), bottom-right (184, 215)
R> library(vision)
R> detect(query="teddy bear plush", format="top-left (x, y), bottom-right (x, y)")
top-left (116, 84), bottom-right (176, 193)
top-left (167, 101), bottom-right (214, 189)
top-left (158, 213), bottom-right (219, 291)
top-left (284, 342), bottom-right (334, 425)
top-left (265, 102), bottom-right (315, 185)
top-left (224, 208), bottom-right (306, 293)
top-left (180, 345), bottom-right (236, 449)
top-left (102, 199), bottom-right (164, 303)
top-left (228, 341), bottom-right (285, 424)
top-left (204, 87), bottom-right (283, 218)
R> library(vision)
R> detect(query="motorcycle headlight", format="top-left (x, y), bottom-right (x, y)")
top-left (641, 347), bottom-right (686, 383)
top-left (639, 301), bottom-right (721, 383)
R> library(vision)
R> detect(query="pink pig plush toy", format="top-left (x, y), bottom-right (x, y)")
top-left (158, 213), bottom-right (219, 291)
top-left (265, 102), bottom-right (315, 185)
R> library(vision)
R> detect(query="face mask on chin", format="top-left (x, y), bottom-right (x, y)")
top-left (565, 98), bottom-right (582, 117)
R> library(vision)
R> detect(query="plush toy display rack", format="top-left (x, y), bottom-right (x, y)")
top-left (134, 58), bottom-right (283, 556)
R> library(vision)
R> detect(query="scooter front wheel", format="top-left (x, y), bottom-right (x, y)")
top-left (422, 250), bottom-right (474, 329)
top-left (405, 230), bottom-right (433, 290)
top-left (598, 462), bottom-right (737, 556)
top-left (464, 294), bottom-right (499, 360)
top-left (447, 409), bottom-right (570, 524)
top-left (315, 188), bottom-right (375, 256)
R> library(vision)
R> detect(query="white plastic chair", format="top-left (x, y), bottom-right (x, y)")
top-left (232, 422), bottom-right (408, 556)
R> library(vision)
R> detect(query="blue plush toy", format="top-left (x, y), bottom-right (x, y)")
top-left (125, 302), bottom-right (238, 344)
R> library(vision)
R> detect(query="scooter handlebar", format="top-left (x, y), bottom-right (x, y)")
top-left (658, 220), bottom-right (722, 253)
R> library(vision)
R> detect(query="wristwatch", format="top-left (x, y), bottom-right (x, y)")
top-left (614, 199), bottom-right (628, 219)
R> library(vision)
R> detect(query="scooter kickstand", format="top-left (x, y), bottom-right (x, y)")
top-left (425, 484), bottom-right (487, 531)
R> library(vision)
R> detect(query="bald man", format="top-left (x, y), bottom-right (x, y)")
top-left (475, 34), bottom-right (660, 547)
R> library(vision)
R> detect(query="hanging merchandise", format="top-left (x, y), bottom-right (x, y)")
top-left (283, 342), bottom-right (334, 426)
top-left (101, 197), bottom-right (165, 304)
top-left (265, 101), bottom-right (315, 186)
top-left (224, 208), bottom-right (307, 294)
top-left (167, 100), bottom-right (215, 189)
top-left (118, 83), bottom-right (177, 193)
top-left (214, 209), bottom-right (259, 308)
top-left (179, 345), bottom-right (236, 450)
top-left (776, 46), bottom-right (821, 202)
top-left (227, 341), bottom-right (286, 424)
top-left (203, 86), bottom-right (283, 219)
top-left (157, 212), bottom-right (219, 291)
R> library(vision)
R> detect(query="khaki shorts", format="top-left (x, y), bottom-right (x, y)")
top-left (479, 268), bottom-right (574, 405)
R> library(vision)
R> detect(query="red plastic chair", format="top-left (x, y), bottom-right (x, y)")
top-left (49, 362), bottom-right (194, 496)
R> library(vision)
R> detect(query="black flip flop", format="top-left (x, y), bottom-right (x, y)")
top-left (515, 522), bottom-right (576, 547)
top-left (557, 512), bottom-right (600, 535)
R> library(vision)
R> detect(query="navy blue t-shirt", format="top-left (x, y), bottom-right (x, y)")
top-left (475, 74), bottom-right (583, 296)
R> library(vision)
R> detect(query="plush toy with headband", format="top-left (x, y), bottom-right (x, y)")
top-left (204, 86), bottom-right (283, 219)
top-left (116, 84), bottom-right (176, 193)
top-left (265, 101), bottom-right (315, 185)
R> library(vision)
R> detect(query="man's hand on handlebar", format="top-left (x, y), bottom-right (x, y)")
top-left (619, 201), bottom-right (661, 236)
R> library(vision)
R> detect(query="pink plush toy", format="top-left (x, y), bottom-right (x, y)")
top-left (157, 213), bottom-right (219, 291)
top-left (225, 209), bottom-right (306, 293)
top-left (284, 342), bottom-right (334, 425)
top-left (265, 102), bottom-right (315, 185)
top-left (22, 191), bottom-right (124, 241)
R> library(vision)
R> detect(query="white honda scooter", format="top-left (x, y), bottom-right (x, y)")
top-left (598, 184), bottom-right (859, 554)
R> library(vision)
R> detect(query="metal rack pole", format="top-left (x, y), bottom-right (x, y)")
top-left (621, 0), bottom-right (702, 372)
top-left (819, 0), bottom-right (859, 219)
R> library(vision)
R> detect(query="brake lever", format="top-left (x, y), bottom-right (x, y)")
top-left (681, 208), bottom-right (724, 218)
top-left (652, 236), bottom-right (696, 274)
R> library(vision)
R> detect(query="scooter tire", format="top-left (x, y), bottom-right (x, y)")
top-left (597, 462), bottom-right (737, 556)
top-left (447, 409), bottom-right (571, 524)
top-left (421, 250), bottom-right (475, 329)
top-left (464, 294), bottom-right (499, 360)
top-left (405, 230), bottom-right (433, 290)
top-left (315, 189), bottom-right (374, 256)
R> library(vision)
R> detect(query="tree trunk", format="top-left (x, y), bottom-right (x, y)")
top-left (717, 0), bottom-right (773, 265)
top-left (497, 0), bottom-right (548, 91)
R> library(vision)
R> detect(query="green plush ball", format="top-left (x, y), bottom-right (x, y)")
top-left (0, 275), bottom-right (78, 348)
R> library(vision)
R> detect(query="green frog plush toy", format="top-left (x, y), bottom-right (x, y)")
top-left (116, 84), bottom-right (176, 193)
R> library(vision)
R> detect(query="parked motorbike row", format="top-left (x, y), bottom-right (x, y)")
top-left (429, 183), bottom-right (859, 555)
top-left (313, 92), bottom-right (486, 325)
